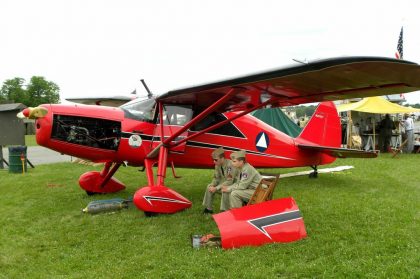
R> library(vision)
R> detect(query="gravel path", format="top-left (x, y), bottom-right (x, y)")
top-left (1, 146), bottom-right (73, 166)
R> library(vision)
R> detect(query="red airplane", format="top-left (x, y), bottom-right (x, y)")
top-left (20, 57), bottom-right (420, 217)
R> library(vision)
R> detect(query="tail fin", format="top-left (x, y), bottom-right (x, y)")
top-left (297, 102), bottom-right (341, 148)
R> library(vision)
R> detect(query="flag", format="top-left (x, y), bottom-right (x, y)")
top-left (395, 27), bottom-right (403, 59)
top-left (395, 27), bottom-right (404, 98)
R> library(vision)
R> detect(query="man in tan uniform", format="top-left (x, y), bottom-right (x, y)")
top-left (222, 150), bottom-right (262, 209)
top-left (202, 147), bottom-right (237, 213)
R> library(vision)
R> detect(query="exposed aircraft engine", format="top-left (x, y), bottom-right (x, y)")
top-left (51, 115), bottom-right (121, 150)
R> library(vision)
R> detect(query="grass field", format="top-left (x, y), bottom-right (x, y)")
top-left (0, 154), bottom-right (419, 278)
top-left (24, 135), bottom-right (38, 147)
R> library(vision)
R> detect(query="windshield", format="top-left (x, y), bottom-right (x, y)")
top-left (120, 98), bottom-right (156, 122)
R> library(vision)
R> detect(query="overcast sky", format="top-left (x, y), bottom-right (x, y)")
top-left (1, 0), bottom-right (420, 104)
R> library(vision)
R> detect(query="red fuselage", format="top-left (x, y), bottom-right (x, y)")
top-left (35, 102), bottom-right (337, 169)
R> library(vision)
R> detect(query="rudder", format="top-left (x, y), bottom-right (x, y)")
top-left (297, 102), bottom-right (341, 148)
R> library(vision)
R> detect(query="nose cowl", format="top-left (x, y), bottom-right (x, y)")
top-left (17, 107), bottom-right (48, 119)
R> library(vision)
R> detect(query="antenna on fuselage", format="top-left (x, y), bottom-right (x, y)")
top-left (140, 79), bottom-right (153, 99)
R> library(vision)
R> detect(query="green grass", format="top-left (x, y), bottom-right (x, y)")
top-left (3, 135), bottom-right (37, 147)
top-left (25, 135), bottom-right (38, 147)
top-left (0, 154), bottom-right (419, 278)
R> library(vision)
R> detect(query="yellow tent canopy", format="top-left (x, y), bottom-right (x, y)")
top-left (337, 96), bottom-right (420, 114)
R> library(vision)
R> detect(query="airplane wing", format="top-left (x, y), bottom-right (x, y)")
top-left (156, 57), bottom-right (420, 111)
top-left (297, 144), bottom-right (378, 158)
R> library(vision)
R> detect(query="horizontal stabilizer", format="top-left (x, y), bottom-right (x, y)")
top-left (298, 144), bottom-right (378, 158)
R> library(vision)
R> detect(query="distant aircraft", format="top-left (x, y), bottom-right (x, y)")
top-left (65, 80), bottom-right (152, 107)
top-left (65, 95), bottom-right (136, 107)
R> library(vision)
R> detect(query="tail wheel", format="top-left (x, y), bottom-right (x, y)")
top-left (309, 165), bottom-right (318, 178)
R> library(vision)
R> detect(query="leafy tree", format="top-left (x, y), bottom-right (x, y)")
top-left (404, 103), bottom-right (420, 108)
top-left (0, 77), bottom-right (27, 104)
top-left (293, 105), bottom-right (316, 118)
top-left (0, 76), bottom-right (60, 106)
top-left (304, 105), bottom-right (316, 117)
top-left (26, 76), bottom-right (60, 107)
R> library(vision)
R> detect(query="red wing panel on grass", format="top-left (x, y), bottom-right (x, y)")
top-left (212, 197), bottom-right (307, 249)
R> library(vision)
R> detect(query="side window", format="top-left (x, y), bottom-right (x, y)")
top-left (161, 105), bottom-right (193, 126)
top-left (192, 113), bottom-right (245, 138)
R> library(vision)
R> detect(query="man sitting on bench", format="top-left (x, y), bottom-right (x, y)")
top-left (222, 150), bottom-right (262, 209)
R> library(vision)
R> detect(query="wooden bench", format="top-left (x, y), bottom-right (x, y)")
top-left (247, 174), bottom-right (280, 206)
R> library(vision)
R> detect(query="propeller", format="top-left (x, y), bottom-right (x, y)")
top-left (17, 106), bottom-right (49, 119)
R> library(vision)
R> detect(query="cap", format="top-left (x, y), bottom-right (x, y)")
top-left (211, 147), bottom-right (225, 159)
top-left (230, 150), bottom-right (246, 160)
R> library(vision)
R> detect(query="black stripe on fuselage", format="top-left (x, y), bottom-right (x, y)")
top-left (121, 132), bottom-right (185, 142)
top-left (120, 133), bottom-right (293, 160)
top-left (186, 141), bottom-right (293, 160)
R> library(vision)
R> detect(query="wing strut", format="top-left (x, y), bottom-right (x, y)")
top-left (147, 87), bottom-right (240, 159)
top-left (170, 97), bottom-right (277, 147)
top-left (152, 87), bottom-right (240, 186)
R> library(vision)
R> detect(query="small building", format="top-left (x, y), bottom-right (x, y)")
top-left (0, 103), bottom-right (26, 146)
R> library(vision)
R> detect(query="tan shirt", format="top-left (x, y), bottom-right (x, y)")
top-left (230, 162), bottom-right (262, 191)
top-left (210, 159), bottom-right (237, 190)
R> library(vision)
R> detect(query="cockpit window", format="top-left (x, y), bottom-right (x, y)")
top-left (120, 98), bottom-right (156, 122)
top-left (191, 112), bottom-right (245, 138)
top-left (160, 105), bottom-right (193, 126)
top-left (120, 99), bottom-right (244, 138)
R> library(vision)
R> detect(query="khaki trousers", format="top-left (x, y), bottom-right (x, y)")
top-left (230, 189), bottom-right (255, 208)
top-left (202, 184), bottom-right (231, 211)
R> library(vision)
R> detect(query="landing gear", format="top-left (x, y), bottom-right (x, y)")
top-left (309, 165), bottom-right (318, 178)
top-left (79, 162), bottom-right (125, 194)
top-left (133, 148), bottom-right (192, 214)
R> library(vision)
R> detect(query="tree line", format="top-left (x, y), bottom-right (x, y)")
top-left (0, 76), bottom-right (60, 107)
top-left (404, 103), bottom-right (420, 108)
top-left (286, 105), bottom-right (317, 118)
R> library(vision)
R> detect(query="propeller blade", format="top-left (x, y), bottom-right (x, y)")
top-left (16, 111), bottom-right (26, 119)
top-left (29, 107), bottom-right (48, 119)
top-left (16, 107), bottom-right (49, 119)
